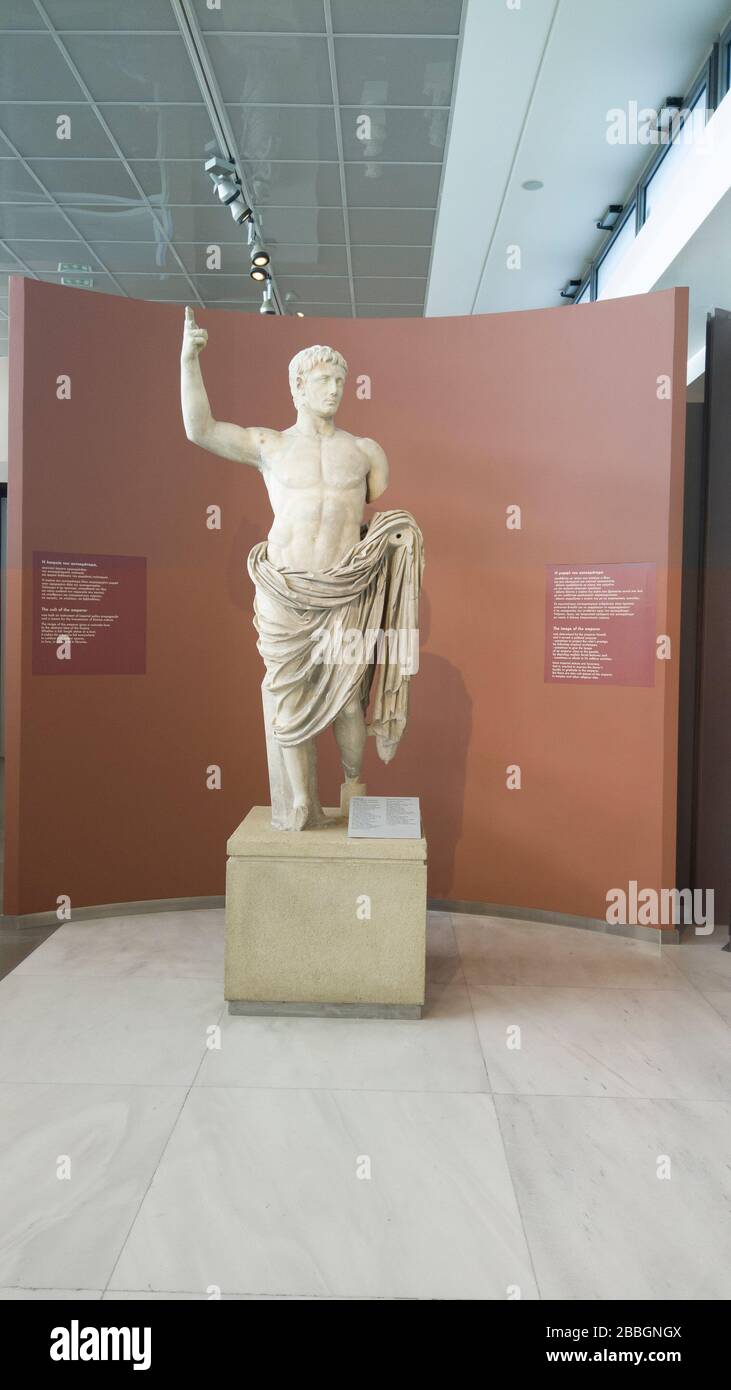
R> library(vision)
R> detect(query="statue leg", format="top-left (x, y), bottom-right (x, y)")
top-left (333, 694), bottom-right (367, 816)
top-left (280, 741), bottom-right (313, 831)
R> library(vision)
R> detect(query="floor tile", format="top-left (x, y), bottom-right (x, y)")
top-left (12, 910), bottom-right (224, 981)
top-left (0, 975), bottom-right (223, 1085)
top-left (470, 984), bottom-right (731, 1099)
top-left (455, 916), bottom-right (686, 988)
top-left (109, 1087), bottom-right (539, 1299)
top-left (0, 1083), bottom-right (186, 1290)
top-left (198, 978), bottom-right (488, 1094)
top-left (496, 1094), bottom-right (731, 1299)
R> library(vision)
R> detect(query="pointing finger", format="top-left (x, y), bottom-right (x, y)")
top-left (185, 305), bottom-right (195, 325)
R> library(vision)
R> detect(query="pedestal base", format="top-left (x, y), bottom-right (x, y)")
top-left (224, 806), bottom-right (427, 1016)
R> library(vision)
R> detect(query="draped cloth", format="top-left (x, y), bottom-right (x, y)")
top-left (247, 510), bottom-right (424, 759)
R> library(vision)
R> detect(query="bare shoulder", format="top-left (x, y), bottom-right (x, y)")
top-left (356, 435), bottom-right (389, 502)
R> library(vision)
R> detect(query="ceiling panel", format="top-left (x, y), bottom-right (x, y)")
top-left (100, 105), bottom-right (217, 162)
top-left (0, 35), bottom-right (86, 101)
top-left (340, 107), bottom-right (447, 163)
top-left (354, 276), bottom-right (426, 305)
top-left (351, 245), bottom-right (431, 276)
top-left (193, 0), bottom-right (327, 33)
top-left (344, 162), bottom-right (442, 209)
top-left (0, 103), bottom-right (117, 159)
top-left (0, 203), bottom-right (77, 238)
top-left (3, 240), bottom-right (108, 274)
top-left (25, 159), bottom-right (142, 204)
top-left (0, 159), bottom-right (50, 202)
top-left (347, 208), bottom-right (435, 244)
top-left (0, 1), bottom-right (46, 29)
top-left (44, 0), bottom-right (177, 29)
top-left (205, 35), bottom-right (333, 104)
top-left (227, 107), bottom-right (339, 162)
top-left (61, 35), bottom-right (202, 103)
top-left (331, 0), bottom-right (463, 35)
top-left (334, 37), bottom-right (458, 106)
top-left (0, 1), bottom-right (466, 345)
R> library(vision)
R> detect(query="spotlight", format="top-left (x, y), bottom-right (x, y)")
top-left (251, 243), bottom-right (270, 268)
top-left (296, 311), bottom-right (305, 317)
top-left (205, 155), bottom-right (239, 205)
top-left (250, 264), bottom-right (268, 282)
top-left (596, 204), bottom-right (623, 231)
top-left (260, 280), bottom-right (275, 315)
top-left (230, 193), bottom-right (252, 225)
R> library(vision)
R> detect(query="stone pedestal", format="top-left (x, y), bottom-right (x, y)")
top-left (225, 806), bottom-right (427, 1018)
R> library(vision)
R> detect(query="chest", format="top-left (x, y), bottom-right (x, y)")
top-left (268, 434), bottom-right (367, 490)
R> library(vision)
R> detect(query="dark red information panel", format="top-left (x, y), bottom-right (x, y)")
top-left (544, 562), bottom-right (656, 686)
top-left (32, 551), bottom-right (146, 676)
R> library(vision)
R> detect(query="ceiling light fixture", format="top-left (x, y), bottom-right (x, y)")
top-left (250, 264), bottom-right (268, 283)
top-left (251, 243), bottom-right (270, 268)
top-left (521, 179), bottom-right (544, 191)
top-left (596, 204), bottom-right (623, 231)
top-left (260, 280), bottom-right (275, 316)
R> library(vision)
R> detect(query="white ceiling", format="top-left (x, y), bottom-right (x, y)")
top-left (427, 0), bottom-right (731, 315)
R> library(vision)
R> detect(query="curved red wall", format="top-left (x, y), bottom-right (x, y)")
top-left (4, 277), bottom-right (687, 920)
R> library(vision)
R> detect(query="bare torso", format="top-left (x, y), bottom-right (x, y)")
top-left (260, 425), bottom-right (372, 571)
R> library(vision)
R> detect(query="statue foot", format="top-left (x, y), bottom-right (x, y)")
top-left (291, 797), bottom-right (310, 832)
top-left (340, 778), bottom-right (366, 818)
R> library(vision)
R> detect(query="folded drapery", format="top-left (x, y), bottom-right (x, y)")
top-left (247, 509), bottom-right (424, 759)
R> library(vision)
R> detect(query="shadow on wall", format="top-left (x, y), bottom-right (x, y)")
top-left (380, 591), bottom-right (472, 898)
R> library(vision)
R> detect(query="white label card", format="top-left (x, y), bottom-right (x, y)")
top-left (348, 796), bottom-right (421, 840)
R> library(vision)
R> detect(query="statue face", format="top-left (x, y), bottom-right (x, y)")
top-left (300, 361), bottom-right (346, 419)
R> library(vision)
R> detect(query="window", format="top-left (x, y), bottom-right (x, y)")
top-left (595, 205), bottom-right (637, 298)
top-left (644, 86), bottom-right (708, 223)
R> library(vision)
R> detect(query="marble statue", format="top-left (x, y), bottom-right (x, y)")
top-left (181, 307), bottom-right (424, 830)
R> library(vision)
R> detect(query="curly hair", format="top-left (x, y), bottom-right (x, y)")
top-left (288, 344), bottom-right (348, 406)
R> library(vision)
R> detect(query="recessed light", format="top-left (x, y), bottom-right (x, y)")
top-left (521, 179), bottom-right (544, 191)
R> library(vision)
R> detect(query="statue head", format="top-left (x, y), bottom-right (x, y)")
top-left (288, 344), bottom-right (347, 420)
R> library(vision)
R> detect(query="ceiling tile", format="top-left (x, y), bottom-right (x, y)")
top-left (331, 0), bottom-right (463, 35)
top-left (0, 246), bottom-right (25, 271)
top-left (0, 35), bottom-right (86, 101)
top-left (0, 1), bottom-right (45, 29)
top-left (131, 159), bottom-right (221, 206)
top-left (334, 36), bottom-right (458, 106)
top-left (100, 105), bottom-right (216, 162)
top-left (62, 205), bottom-right (169, 241)
top-left (227, 106), bottom-right (338, 162)
top-left (347, 207), bottom-right (435, 244)
top-left (197, 301), bottom-right (258, 314)
top-left (0, 159), bottom-right (50, 202)
top-left (44, 0), bottom-right (176, 28)
top-left (175, 243), bottom-right (255, 275)
top-left (354, 276), bottom-right (426, 304)
top-left (3, 240), bottom-right (109, 274)
top-left (276, 274), bottom-right (351, 304)
top-left (242, 161), bottom-right (342, 207)
top-left (288, 304), bottom-right (353, 318)
top-left (345, 162), bottom-right (442, 208)
top-left (61, 34), bottom-right (202, 103)
top-left (351, 245), bottom-right (431, 276)
top-left (84, 241), bottom-right (182, 273)
top-left (255, 244), bottom-right (349, 277)
top-left (257, 207), bottom-right (345, 244)
top-left (114, 273), bottom-right (196, 301)
top-left (341, 106), bottom-right (448, 163)
top-left (0, 203), bottom-right (76, 238)
top-left (189, 275), bottom-right (259, 301)
top-left (36, 272), bottom-right (123, 296)
top-left (205, 34), bottom-right (333, 104)
top-left (0, 104), bottom-right (116, 159)
top-left (194, 0), bottom-right (326, 32)
top-left (355, 304), bottom-right (423, 317)
top-left (25, 159), bottom-right (142, 204)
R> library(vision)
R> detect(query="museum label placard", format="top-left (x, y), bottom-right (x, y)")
top-left (348, 796), bottom-right (422, 839)
top-left (544, 562), bottom-right (656, 686)
top-left (32, 551), bottom-right (147, 675)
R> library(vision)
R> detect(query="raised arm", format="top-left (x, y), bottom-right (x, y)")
top-left (361, 437), bottom-right (389, 502)
top-left (180, 306), bottom-right (264, 466)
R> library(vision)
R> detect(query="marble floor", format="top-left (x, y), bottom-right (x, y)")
top-left (0, 908), bottom-right (729, 1300)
